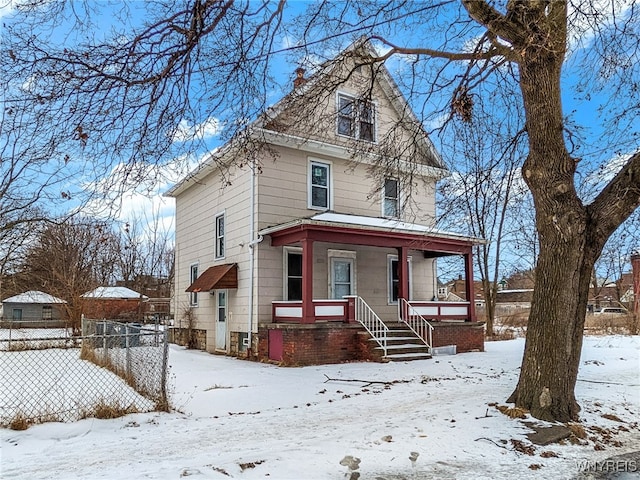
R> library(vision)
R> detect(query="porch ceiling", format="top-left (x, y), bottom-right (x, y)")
top-left (259, 213), bottom-right (483, 255)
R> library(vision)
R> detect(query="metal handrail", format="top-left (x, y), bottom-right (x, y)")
top-left (353, 296), bottom-right (389, 356)
top-left (398, 298), bottom-right (433, 351)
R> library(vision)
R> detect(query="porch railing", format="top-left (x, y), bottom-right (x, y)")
top-left (399, 298), bottom-right (433, 351)
top-left (400, 300), bottom-right (470, 321)
top-left (351, 296), bottom-right (388, 357)
top-left (271, 299), bottom-right (349, 322)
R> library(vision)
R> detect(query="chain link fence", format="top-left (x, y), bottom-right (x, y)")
top-left (0, 319), bottom-right (169, 428)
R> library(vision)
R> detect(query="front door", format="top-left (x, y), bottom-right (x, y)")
top-left (215, 290), bottom-right (227, 350)
top-left (388, 256), bottom-right (412, 303)
top-left (330, 258), bottom-right (354, 299)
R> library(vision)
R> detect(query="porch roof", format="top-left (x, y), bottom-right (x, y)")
top-left (186, 263), bottom-right (238, 292)
top-left (259, 213), bottom-right (484, 254)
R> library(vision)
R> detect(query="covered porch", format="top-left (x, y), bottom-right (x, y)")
top-left (261, 212), bottom-right (480, 324)
top-left (258, 213), bottom-right (485, 365)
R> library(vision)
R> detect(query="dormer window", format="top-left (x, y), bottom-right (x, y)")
top-left (337, 93), bottom-right (375, 142)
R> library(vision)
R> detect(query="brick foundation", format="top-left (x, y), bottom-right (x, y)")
top-left (431, 321), bottom-right (485, 352)
top-left (257, 321), bottom-right (485, 365)
top-left (257, 323), bottom-right (373, 366)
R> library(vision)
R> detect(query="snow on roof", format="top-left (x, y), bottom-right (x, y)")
top-left (81, 286), bottom-right (148, 299)
top-left (2, 290), bottom-right (67, 304)
top-left (260, 212), bottom-right (485, 244)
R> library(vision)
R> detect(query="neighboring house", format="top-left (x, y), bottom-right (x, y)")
top-left (166, 39), bottom-right (485, 365)
top-left (1, 290), bottom-right (67, 327)
top-left (495, 289), bottom-right (534, 317)
top-left (81, 286), bottom-right (148, 321)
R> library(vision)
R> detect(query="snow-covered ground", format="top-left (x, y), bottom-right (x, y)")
top-left (1, 335), bottom-right (639, 479)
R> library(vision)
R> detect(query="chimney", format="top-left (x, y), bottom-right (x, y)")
top-left (293, 67), bottom-right (307, 89)
top-left (632, 251), bottom-right (640, 314)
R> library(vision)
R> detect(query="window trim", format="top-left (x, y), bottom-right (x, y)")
top-left (387, 254), bottom-right (413, 304)
top-left (214, 211), bottom-right (225, 259)
top-left (308, 158), bottom-right (332, 210)
top-left (189, 263), bottom-right (199, 306)
top-left (382, 177), bottom-right (400, 218)
top-left (336, 92), bottom-right (376, 143)
top-left (328, 249), bottom-right (357, 299)
top-left (284, 246), bottom-right (303, 301)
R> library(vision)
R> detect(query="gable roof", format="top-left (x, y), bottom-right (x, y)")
top-left (81, 286), bottom-right (148, 299)
top-left (256, 38), bottom-right (443, 162)
top-left (166, 38), bottom-right (447, 198)
top-left (3, 290), bottom-right (67, 304)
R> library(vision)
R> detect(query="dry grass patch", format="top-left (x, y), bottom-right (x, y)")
top-left (84, 401), bottom-right (139, 420)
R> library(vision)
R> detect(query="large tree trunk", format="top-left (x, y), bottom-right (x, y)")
top-left (462, 0), bottom-right (640, 423)
top-left (506, 48), bottom-right (601, 421)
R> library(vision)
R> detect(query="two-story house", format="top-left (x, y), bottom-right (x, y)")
top-left (166, 39), bottom-right (485, 365)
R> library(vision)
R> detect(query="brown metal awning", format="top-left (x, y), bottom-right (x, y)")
top-left (185, 264), bottom-right (238, 292)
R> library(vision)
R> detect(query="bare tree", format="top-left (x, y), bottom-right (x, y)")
top-left (438, 89), bottom-right (527, 335)
top-left (1, 0), bottom-right (286, 222)
top-left (116, 208), bottom-right (174, 299)
top-left (291, 0), bottom-right (640, 423)
top-left (20, 219), bottom-right (120, 333)
top-left (4, 0), bottom-right (640, 423)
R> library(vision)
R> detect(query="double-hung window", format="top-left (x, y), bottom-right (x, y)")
top-left (215, 212), bottom-right (225, 259)
top-left (285, 248), bottom-right (303, 301)
top-left (337, 93), bottom-right (375, 142)
top-left (309, 160), bottom-right (331, 210)
top-left (383, 178), bottom-right (399, 218)
top-left (189, 264), bottom-right (199, 306)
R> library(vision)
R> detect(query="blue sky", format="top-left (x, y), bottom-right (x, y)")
top-left (2, 1), bottom-right (638, 277)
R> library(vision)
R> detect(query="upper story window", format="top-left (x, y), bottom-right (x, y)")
top-left (383, 178), bottom-right (399, 218)
top-left (309, 160), bottom-right (331, 210)
top-left (190, 263), bottom-right (199, 306)
top-left (42, 305), bottom-right (52, 320)
top-left (337, 93), bottom-right (375, 142)
top-left (215, 212), bottom-right (225, 259)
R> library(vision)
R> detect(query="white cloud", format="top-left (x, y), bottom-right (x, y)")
top-left (567, 0), bottom-right (634, 52)
top-left (0, 1), bottom-right (15, 19)
top-left (581, 153), bottom-right (630, 201)
top-left (173, 117), bottom-right (222, 143)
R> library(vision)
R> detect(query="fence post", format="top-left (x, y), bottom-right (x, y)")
top-left (126, 324), bottom-right (131, 379)
top-left (102, 321), bottom-right (108, 364)
top-left (159, 329), bottom-right (169, 410)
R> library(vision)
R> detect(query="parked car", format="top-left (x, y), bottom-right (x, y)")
top-left (594, 307), bottom-right (628, 315)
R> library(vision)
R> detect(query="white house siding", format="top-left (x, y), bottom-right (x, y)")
top-left (270, 55), bottom-right (440, 173)
top-left (171, 43), bottom-right (446, 352)
top-left (174, 163), bottom-right (254, 353)
top-left (256, 145), bottom-right (436, 231)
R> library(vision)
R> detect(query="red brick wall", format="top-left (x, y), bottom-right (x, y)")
top-left (257, 323), bottom-right (372, 366)
top-left (431, 322), bottom-right (485, 353)
top-left (257, 322), bottom-right (485, 364)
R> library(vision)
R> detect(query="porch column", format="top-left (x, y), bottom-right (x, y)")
top-left (397, 246), bottom-right (409, 301)
top-left (302, 238), bottom-right (315, 323)
top-left (464, 251), bottom-right (477, 322)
